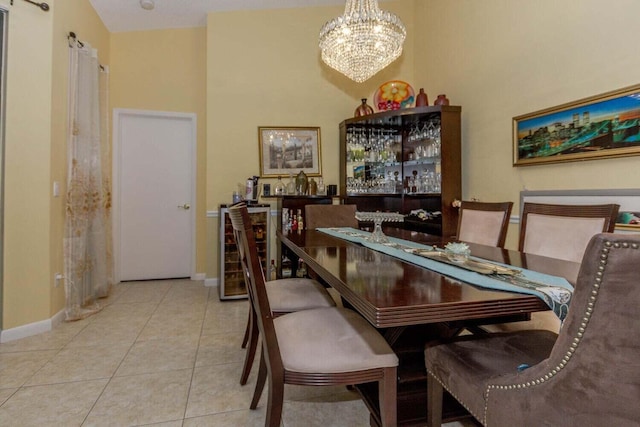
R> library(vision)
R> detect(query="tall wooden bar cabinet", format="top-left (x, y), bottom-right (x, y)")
top-left (340, 105), bottom-right (462, 237)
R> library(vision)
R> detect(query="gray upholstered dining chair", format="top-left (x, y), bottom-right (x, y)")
top-left (231, 204), bottom-right (335, 386)
top-left (229, 204), bottom-right (398, 427)
top-left (519, 202), bottom-right (619, 263)
top-left (304, 204), bottom-right (359, 229)
top-left (425, 233), bottom-right (640, 426)
top-left (456, 201), bottom-right (513, 248)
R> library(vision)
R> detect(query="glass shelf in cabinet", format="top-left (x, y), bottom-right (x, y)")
top-left (404, 192), bottom-right (441, 196)
top-left (345, 191), bottom-right (402, 196)
top-left (403, 158), bottom-right (440, 167)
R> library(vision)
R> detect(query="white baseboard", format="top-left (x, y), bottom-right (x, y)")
top-left (204, 278), bottom-right (218, 287)
top-left (191, 273), bottom-right (206, 281)
top-left (51, 309), bottom-right (66, 328)
top-left (0, 308), bottom-right (65, 343)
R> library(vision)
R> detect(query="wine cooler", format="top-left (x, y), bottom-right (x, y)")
top-left (218, 204), bottom-right (270, 300)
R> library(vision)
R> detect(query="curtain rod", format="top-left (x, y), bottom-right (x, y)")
top-left (68, 32), bottom-right (107, 72)
top-left (68, 32), bottom-right (84, 48)
top-left (10, 0), bottom-right (50, 11)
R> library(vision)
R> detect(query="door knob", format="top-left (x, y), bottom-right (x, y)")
top-left (178, 203), bottom-right (191, 210)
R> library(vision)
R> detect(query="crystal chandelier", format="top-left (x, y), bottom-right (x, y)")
top-left (319, 0), bottom-right (406, 83)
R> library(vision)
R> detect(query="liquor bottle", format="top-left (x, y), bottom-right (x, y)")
top-left (317, 177), bottom-right (326, 196)
top-left (281, 256), bottom-right (292, 278)
top-left (309, 177), bottom-right (317, 195)
top-left (296, 259), bottom-right (307, 278)
top-left (297, 209), bottom-right (303, 231)
top-left (269, 259), bottom-right (277, 281)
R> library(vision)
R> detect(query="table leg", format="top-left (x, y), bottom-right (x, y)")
top-left (357, 323), bottom-right (472, 426)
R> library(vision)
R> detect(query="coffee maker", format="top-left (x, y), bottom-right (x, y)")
top-left (245, 175), bottom-right (260, 203)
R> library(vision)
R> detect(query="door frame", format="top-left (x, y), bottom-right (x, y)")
top-left (112, 108), bottom-right (197, 283)
top-left (0, 8), bottom-right (7, 331)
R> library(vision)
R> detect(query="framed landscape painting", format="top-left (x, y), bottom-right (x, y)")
top-left (513, 84), bottom-right (640, 166)
top-left (258, 126), bottom-right (322, 177)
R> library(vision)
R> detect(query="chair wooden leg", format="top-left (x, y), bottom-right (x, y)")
top-left (427, 374), bottom-right (443, 427)
top-left (379, 367), bottom-right (397, 427)
top-left (241, 308), bottom-right (252, 349)
top-left (250, 346), bottom-right (267, 409)
top-left (240, 308), bottom-right (259, 385)
top-left (265, 370), bottom-right (284, 427)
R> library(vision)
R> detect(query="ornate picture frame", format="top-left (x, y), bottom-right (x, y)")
top-left (513, 84), bottom-right (640, 166)
top-left (258, 126), bottom-right (322, 177)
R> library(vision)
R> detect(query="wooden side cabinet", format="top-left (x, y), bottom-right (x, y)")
top-left (265, 195), bottom-right (333, 278)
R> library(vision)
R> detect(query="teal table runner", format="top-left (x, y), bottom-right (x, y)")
top-left (317, 227), bottom-right (573, 320)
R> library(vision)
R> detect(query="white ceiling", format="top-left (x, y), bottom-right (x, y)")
top-left (89, 0), bottom-right (349, 33)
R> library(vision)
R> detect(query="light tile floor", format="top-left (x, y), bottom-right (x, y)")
top-left (0, 279), bottom-right (476, 427)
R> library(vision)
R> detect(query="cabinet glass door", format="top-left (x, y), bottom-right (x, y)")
top-left (402, 115), bottom-right (442, 195)
top-left (219, 206), bottom-right (269, 300)
top-left (345, 125), bottom-right (402, 195)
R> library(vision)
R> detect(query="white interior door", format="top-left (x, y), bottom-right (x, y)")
top-left (113, 109), bottom-right (196, 282)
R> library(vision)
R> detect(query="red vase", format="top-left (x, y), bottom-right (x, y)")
top-left (416, 88), bottom-right (428, 107)
top-left (354, 98), bottom-right (374, 117)
top-left (434, 94), bottom-right (450, 106)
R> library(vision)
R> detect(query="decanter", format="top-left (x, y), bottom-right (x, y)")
top-left (296, 170), bottom-right (308, 195)
top-left (317, 177), bottom-right (326, 196)
top-left (274, 176), bottom-right (285, 196)
top-left (286, 172), bottom-right (296, 195)
top-left (308, 177), bottom-right (317, 195)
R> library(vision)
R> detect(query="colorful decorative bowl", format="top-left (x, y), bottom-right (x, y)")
top-left (374, 80), bottom-right (415, 111)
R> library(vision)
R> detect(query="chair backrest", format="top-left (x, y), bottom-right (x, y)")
top-left (228, 204), bottom-right (284, 376)
top-left (486, 233), bottom-right (640, 425)
top-left (519, 202), bottom-right (619, 263)
top-left (304, 204), bottom-right (358, 229)
top-left (457, 201), bottom-right (513, 248)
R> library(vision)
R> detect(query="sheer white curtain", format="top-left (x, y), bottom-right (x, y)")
top-left (64, 40), bottom-right (113, 321)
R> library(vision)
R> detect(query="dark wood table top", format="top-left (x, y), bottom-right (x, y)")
top-left (278, 228), bottom-right (580, 328)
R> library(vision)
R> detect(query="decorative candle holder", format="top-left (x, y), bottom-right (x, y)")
top-left (355, 211), bottom-right (405, 243)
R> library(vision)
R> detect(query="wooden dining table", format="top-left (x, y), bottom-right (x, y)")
top-left (278, 227), bottom-right (580, 426)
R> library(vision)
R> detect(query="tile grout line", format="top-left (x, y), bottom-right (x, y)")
top-left (79, 281), bottom-right (170, 426)
top-left (181, 284), bottom-right (213, 424)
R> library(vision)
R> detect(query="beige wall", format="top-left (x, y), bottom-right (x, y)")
top-left (421, 0), bottom-right (640, 250)
top-left (1, 0), bottom-right (109, 329)
top-left (205, 1), bottom-right (416, 277)
top-left (6, 0), bottom-right (639, 329)
top-left (109, 27), bottom-right (208, 275)
top-left (1, 0), bottom-right (53, 329)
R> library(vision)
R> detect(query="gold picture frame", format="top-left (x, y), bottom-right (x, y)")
top-left (258, 126), bottom-right (322, 177)
top-left (513, 84), bottom-right (640, 166)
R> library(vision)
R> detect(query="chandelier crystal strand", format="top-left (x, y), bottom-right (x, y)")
top-left (319, 0), bottom-right (406, 83)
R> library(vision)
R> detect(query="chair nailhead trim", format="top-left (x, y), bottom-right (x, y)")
top-left (427, 372), bottom-right (484, 422)
top-left (482, 239), bottom-right (637, 426)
